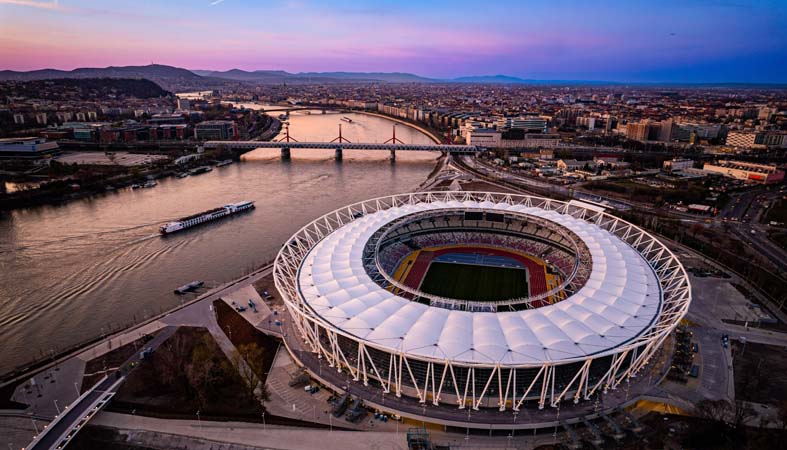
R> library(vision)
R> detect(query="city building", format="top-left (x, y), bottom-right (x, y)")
top-left (726, 131), bottom-right (787, 149)
top-left (0, 137), bottom-right (60, 160)
top-left (703, 160), bottom-right (785, 184)
top-left (466, 128), bottom-right (500, 147)
top-left (557, 159), bottom-right (588, 172)
top-left (663, 158), bottom-right (694, 172)
top-left (194, 120), bottom-right (238, 141)
top-left (625, 121), bottom-right (659, 141)
top-left (496, 116), bottom-right (548, 132)
top-left (176, 98), bottom-right (191, 111)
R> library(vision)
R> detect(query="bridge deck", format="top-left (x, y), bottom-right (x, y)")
top-left (205, 141), bottom-right (478, 153)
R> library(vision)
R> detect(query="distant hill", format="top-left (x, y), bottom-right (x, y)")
top-left (0, 64), bottom-right (202, 90)
top-left (197, 69), bottom-right (434, 84)
top-left (0, 78), bottom-right (170, 100)
top-left (451, 75), bottom-right (529, 84)
top-left (195, 69), bottom-right (295, 83)
top-left (296, 71), bottom-right (433, 83)
top-left (448, 75), bottom-right (623, 85)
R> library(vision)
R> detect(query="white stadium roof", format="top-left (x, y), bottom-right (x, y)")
top-left (297, 199), bottom-right (661, 367)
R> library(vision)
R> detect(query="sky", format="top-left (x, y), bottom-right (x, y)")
top-left (0, 0), bottom-right (785, 83)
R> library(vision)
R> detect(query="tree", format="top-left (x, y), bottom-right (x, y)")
top-left (231, 343), bottom-right (270, 407)
top-left (777, 400), bottom-right (787, 429)
top-left (732, 398), bottom-right (756, 429)
top-left (694, 399), bottom-right (732, 423)
top-left (186, 333), bottom-right (226, 408)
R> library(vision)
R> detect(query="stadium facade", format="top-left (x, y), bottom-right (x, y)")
top-left (274, 191), bottom-right (690, 419)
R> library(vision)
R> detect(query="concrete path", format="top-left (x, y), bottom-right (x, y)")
top-left (91, 411), bottom-right (409, 450)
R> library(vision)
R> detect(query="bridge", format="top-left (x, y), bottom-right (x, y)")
top-left (203, 141), bottom-right (479, 161)
top-left (24, 375), bottom-right (121, 450)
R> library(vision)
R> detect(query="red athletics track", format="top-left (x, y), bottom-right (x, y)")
top-left (401, 247), bottom-right (549, 303)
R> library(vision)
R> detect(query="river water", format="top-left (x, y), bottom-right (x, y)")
top-left (0, 111), bottom-right (436, 375)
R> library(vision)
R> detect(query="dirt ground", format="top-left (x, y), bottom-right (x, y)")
top-left (732, 341), bottom-right (787, 404)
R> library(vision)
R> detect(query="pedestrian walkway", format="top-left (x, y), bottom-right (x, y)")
top-left (90, 411), bottom-right (409, 450)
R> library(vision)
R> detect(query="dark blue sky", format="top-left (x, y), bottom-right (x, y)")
top-left (1, 0), bottom-right (785, 82)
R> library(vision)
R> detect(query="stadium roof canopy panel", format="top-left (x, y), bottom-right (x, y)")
top-left (296, 196), bottom-right (662, 366)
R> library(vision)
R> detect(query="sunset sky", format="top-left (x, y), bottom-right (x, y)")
top-left (1, 0), bottom-right (785, 82)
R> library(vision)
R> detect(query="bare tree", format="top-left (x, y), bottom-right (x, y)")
top-left (694, 399), bottom-right (732, 423)
top-left (777, 400), bottom-right (787, 430)
top-left (732, 399), bottom-right (756, 429)
top-left (231, 343), bottom-right (270, 406)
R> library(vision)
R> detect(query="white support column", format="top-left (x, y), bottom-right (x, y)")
top-left (402, 356), bottom-right (423, 402)
top-left (471, 368), bottom-right (478, 410)
top-left (474, 366), bottom-right (498, 410)
top-left (515, 364), bottom-right (546, 411)
top-left (421, 362), bottom-right (431, 404)
top-left (396, 354), bottom-right (403, 397)
top-left (538, 365), bottom-right (552, 410)
top-left (436, 362), bottom-right (449, 405)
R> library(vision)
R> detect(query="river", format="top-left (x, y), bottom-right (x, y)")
top-left (0, 110), bottom-right (437, 375)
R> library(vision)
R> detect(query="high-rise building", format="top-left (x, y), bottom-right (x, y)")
top-left (626, 121), bottom-right (658, 141)
top-left (658, 119), bottom-right (674, 142)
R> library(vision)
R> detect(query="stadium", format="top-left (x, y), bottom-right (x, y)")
top-left (273, 191), bottom-right (691, 424)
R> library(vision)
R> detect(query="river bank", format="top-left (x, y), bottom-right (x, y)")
top-left (349, 110), bottom-right (444, 144)
top-left (1, 161), bottom-right (449, 388)
top-left (0, 113), bottom-right (438, 376)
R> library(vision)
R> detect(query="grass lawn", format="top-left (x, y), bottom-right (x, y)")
top-left (419, 262), bottom-right (528, 301)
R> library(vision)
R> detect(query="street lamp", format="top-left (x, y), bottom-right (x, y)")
top-left (262, 411), bottom-right (266, 430)
top-left (73, 382), bottom-right (80, 397)
top-left (53, 399), bottom-right (60, 415)
top-left (196, 409), bottom-right (201, 429)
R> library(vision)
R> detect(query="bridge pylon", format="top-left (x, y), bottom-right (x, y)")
top-left (330, 124), bottom-right (352, 143)
top-left (382, 124), bottom-right (405, 145)
top-left (276, 123), bottom-right (299, 143)
top-left (383, 125), bottom-right (405, 162)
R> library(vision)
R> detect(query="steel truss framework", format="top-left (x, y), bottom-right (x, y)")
top-left (273, 192), bottom-right (691, 413)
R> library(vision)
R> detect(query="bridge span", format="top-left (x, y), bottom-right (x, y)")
top-left (203, 141), bottom-right (479, 160)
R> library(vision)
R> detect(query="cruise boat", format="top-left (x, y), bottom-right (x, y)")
top-left (176, 172), bottom-right (189, 178)
top-left (143, 180), bottom-right (157, 188)
top-left (341, 116), bottom-right (353, 123)
top-left (216, 159), bottom-right (233, 167)
top-left (159, 201), bottom-right (255, 234)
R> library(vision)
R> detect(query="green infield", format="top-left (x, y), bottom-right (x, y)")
top-left (419, 261), bottom-right (529, 302)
